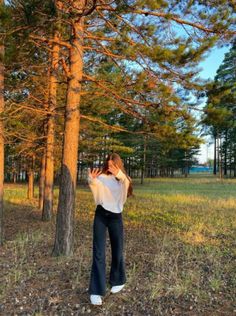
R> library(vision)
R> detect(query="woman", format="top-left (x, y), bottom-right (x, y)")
top-left (87, 153), bottom-right (132, 305)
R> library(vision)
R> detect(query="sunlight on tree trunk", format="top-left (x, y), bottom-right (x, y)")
top-left (141, 135), bottom-right (146, 185)
top-left (42, 32), bottom-right (59, 221)
top-left (39, 149), bottom-right (46, 212)
top-left (0, 0), bottom-right (4, 246)
top-left (27, 155), bottom-right (35, 199)
top-left (52, 15), bottom-right (84, 256)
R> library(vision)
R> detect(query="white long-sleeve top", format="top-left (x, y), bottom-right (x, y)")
top-left (88, 169), bottom-right (130, 213)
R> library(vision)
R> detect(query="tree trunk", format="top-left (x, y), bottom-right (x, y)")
top-left (13, 172), bottom-right (16, 183)
top-left (229, 142), bottom-right (232, 178)
top-left (42, 33), bottom-right (59, 221)
top-left (17, 156), bottom-right (21, 182)
top-left (217, 137), bottom-right (220, 176)
top-left (39, 149), bottom-right (46, 211)
top-left (128, 157), bottom-right (131, 176)
top-left (184, 151), bottom-right (188, 178)
top-left (224, 132), bottom-right (227, 176)
top-left (141, 135), bottom-right (146, 184)
top-left (0, 0), bottom-right (4, 245)
top-left (234, 149), bottom-right (236, 178)
top-left (52, 16), bottom-right (84, 256)
top-left (213, 134), bottom-right (217, 175)
top-left (219, 137), bottom-right (223, 179)
top-left (27, 171), bottom-right (34, 199)
top-left (27, 156), bottom-right (35, 199)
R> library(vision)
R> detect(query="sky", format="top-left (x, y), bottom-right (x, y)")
top-left (196, 45), bottom-right (230, 164)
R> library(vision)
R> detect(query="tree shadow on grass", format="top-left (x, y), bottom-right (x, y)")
top-left (4, 201), bottom-right (49, 241)
top-left (1, 200), bottom-right (235, 316)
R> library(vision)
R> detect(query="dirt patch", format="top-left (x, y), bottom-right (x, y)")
top-left (0, 198), bottom-right (235, 315)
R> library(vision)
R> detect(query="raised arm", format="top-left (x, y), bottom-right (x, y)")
top-left (115, 169), bottom-right (130, 183)
top-left (87, 168), bottom-right (102, 185)
top-left (108, 160), bottom-right (131, 203)
top-left (108, 160), bottom-right (130, 183)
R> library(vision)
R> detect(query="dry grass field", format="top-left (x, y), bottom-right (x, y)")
top-left (0, 175), bottom-right (235, 315)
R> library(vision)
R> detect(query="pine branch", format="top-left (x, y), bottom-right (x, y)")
top-left (131, 9), bottom-right (236, 35)
top-left (29, 34), bottom-right (71, 49)
top-left (81, 114), bottom-right (145, 134)
top-left (83, 74), bottom-right (160, 110)
top-left (83, 45), bottom-right (127, 59)
top-left (84, 33), bottom-right (115, 42)
top-left (98, 3), bottom-right (236, 36)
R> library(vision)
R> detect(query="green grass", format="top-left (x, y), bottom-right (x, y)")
top-left (1, 175), bottom-right (236, 315)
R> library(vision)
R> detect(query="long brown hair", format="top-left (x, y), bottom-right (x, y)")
top-left (102, 153), bottom-right (133, 197)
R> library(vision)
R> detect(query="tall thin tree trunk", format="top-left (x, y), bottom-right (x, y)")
top-left (52, 16), bottom-right (84, 256)
top-left (217, 137), bottom-right (220, 176)
top-left (0, 0), bottom-right (4, 246)
top-left (229, 142), bottom-right (232, 178)
top-left (184, 151), bottom-right (188, 178)
top-left (224, 132), bottom-right (227, 176)
top-left (141, 135), bottom-right (146, 184)
top-left (219, 137), bottom-right (223, 179)
top-left (42, 33), bottom-right (59, 221)
top-left (18, 156), bottom-right (21, 182)
top-left (27, 155), bottom-right (35, 199)
top-left (103, 135), bottom-right (107, 163)
top-left (234, 149), bottom-right (236, 177)
top-left (27, 170), bottom-right (34, 199)
top-left (213, 134), bottom-right (217, 175)
top-left (13, 172), bottom-right (16, 183)
top-left (39, 149), bottom-right (46, 211)
top-left (77, 152), bottom-right (81, 182)
top-left (128, 157), bottom-right (131, 176)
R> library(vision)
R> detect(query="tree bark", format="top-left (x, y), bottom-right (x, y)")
top-left (184, 151), bottom-right (188, 178)
top-left (0, 0), bottom-right (4, 246)
top-left (17, 156), bottom-right (21, 182)
top-left (224, 132), bottom-right (227, 176)
top-left (141, 135), bottom-right (146, 184)
top-left (219, 137), bottom-right (223, 179)
top-left (52, 15), bottom-right (84, 256)
top-left (229, 142), bottom-right (232, 178)
top-left (27, 156), bottom-right (35, 199)
top-left (234, 149), bottom-right (236, 177)
top-left (39, 149), bottom-right (46, 211)
top-left (213, 134), bottom-right (217, 175)
top-left (217, 137), bottom-right (220, 176)
top-left (128, 157), bottom-right (131, 176)
top-left (42, 32), bottom-right (59, 221)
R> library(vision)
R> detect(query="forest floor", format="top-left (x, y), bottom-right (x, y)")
top-left (0, 175), bottom-right (236, 316)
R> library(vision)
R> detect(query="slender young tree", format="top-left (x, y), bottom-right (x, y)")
top-left (39, 148), bottom-right (46, 211)
top-left (0, 0), bottom-right (5, 245)
top-left (27, 154), bottom-right (35, 199)
top-left (42, 31), bottom-right (60, 221)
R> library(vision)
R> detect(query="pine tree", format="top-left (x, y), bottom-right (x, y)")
top-left (16, 1), bottom-right (235, 256)
top-left (52, 1), bottom-right (98, 256)
top-left (0, 0), bottom-right (5, 245)
top-left (203, 41), bottom-right (236, 177)
top-left (1, 0), bottom-right (235, 252)
top-left (42, 31), bottom-right (60, 221)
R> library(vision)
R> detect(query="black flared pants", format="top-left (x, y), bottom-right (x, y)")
top-left (89, 204), bottom-right (126, 296)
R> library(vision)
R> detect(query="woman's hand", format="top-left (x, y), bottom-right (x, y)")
top-left (108, 160), bottom-right (120, 176)
top-left (88, 168), bottom-right (102, 179)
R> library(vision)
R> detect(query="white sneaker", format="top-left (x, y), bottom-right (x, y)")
top-left (111, 284), bottom-right (125, 294)
top-left (90, 294), bottom-right (102, 305)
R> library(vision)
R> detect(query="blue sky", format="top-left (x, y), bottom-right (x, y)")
top-left (197, 45), bottom-right (230, 163)
top-left (199, 46), bottom-right (230, 80)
